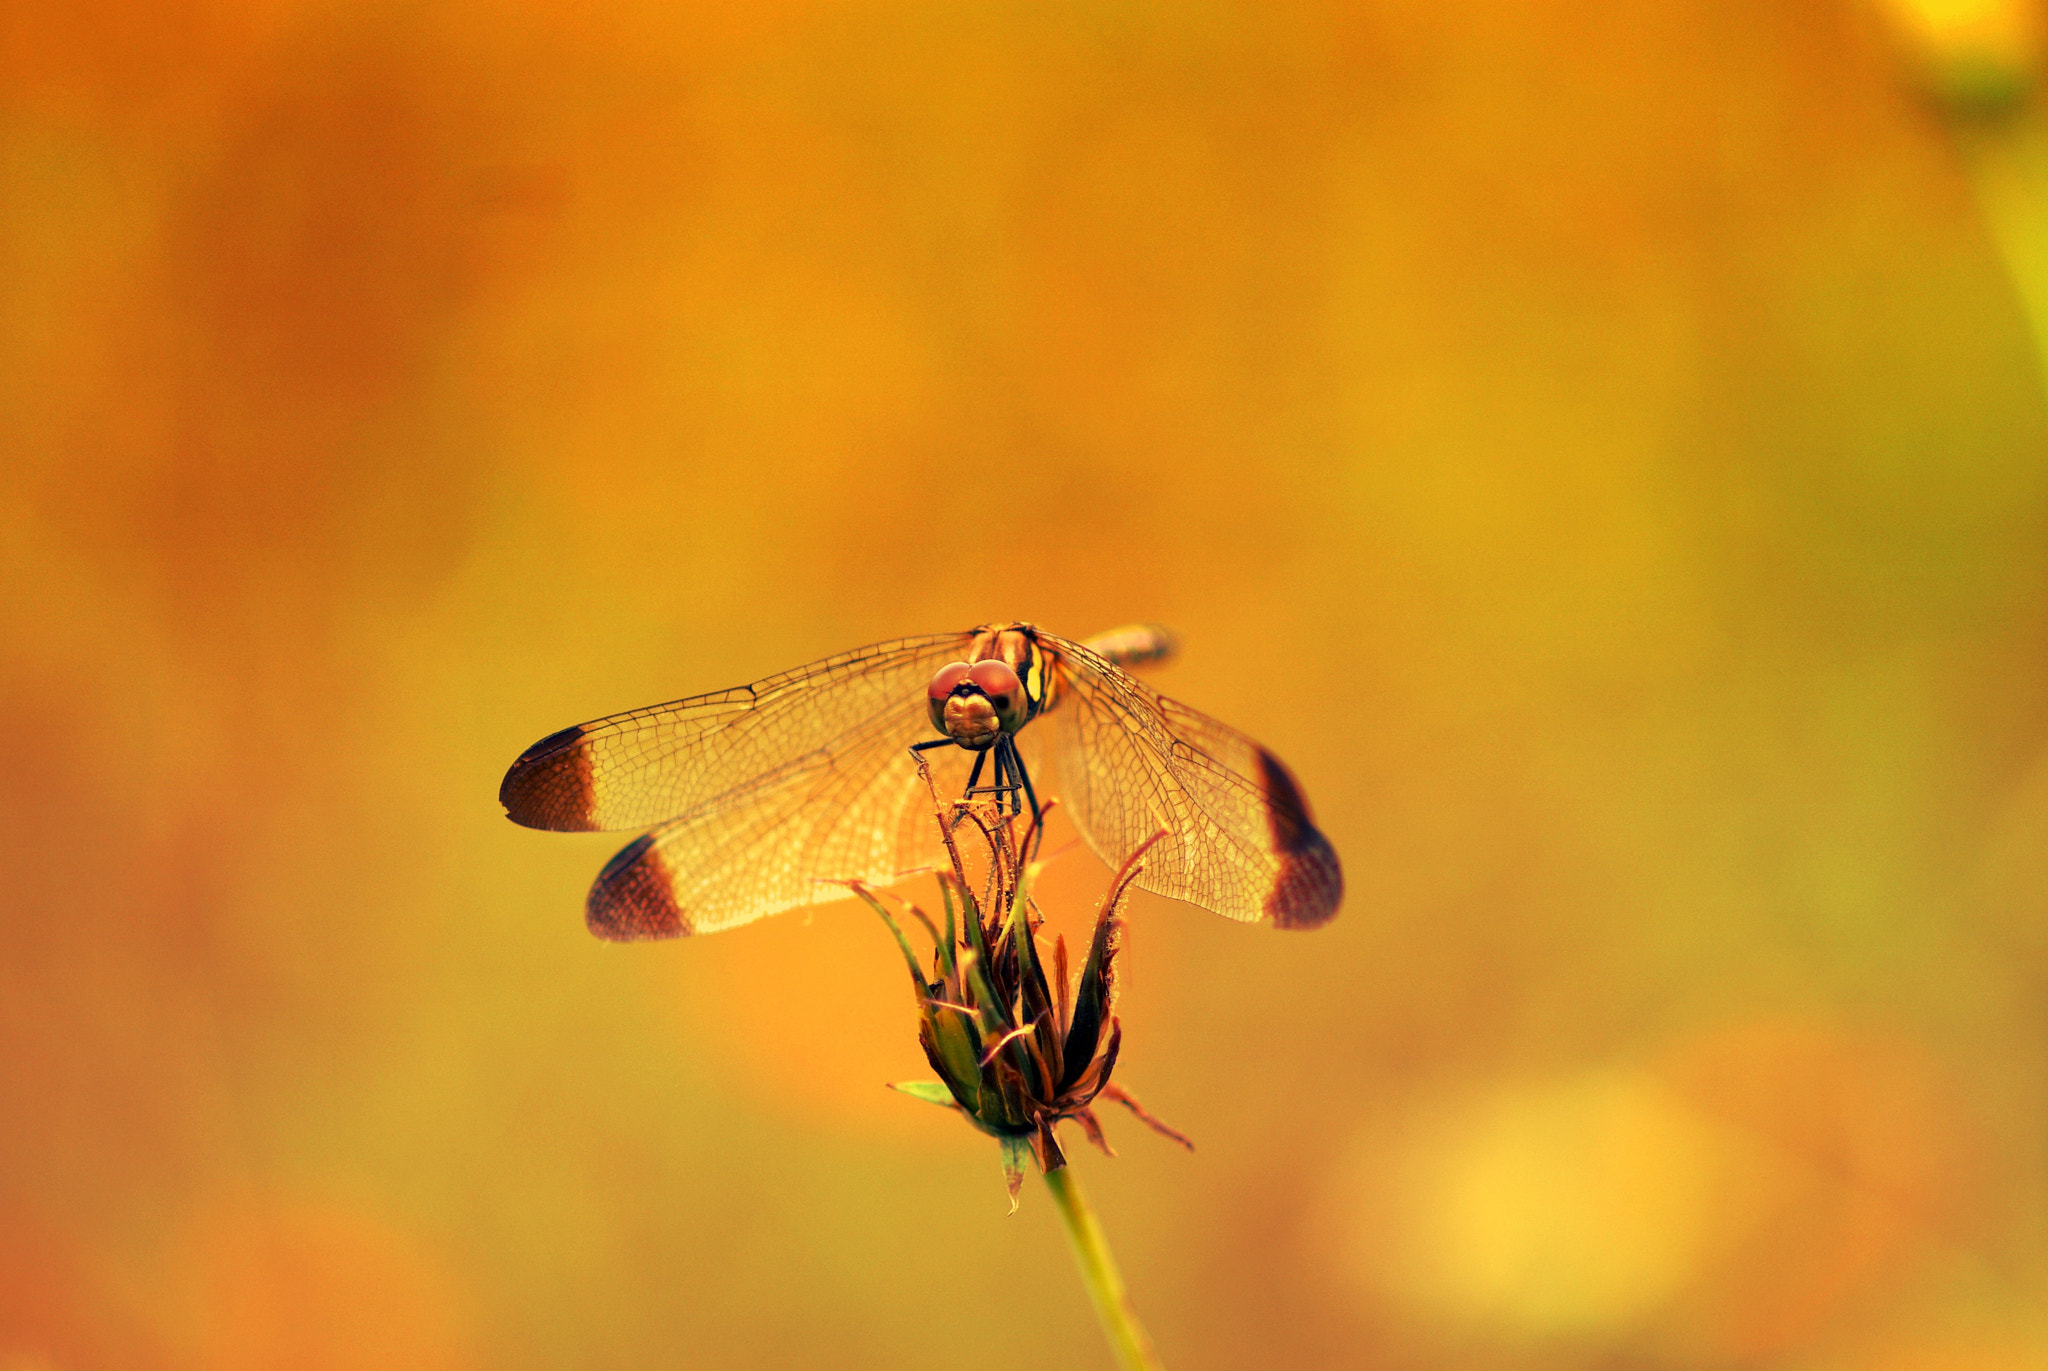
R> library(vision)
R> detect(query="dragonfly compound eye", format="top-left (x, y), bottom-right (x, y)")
top-left (926, 661), bottom-right (974, 734)
top-left (968, 659), bottom-right (1027, 731)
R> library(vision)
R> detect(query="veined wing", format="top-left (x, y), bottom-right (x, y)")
top-left (1035, 632), bottom-right (1341, 928)
top-left (500, 632), bottom-right (974, 833)
top-left (584, 703), bottom-right (1021, 938)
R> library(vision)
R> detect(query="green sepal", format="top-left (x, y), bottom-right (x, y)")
top-left (925, 1005), bottom-right (986, 1113)
top-left (1007, 852), bottom-right (1040, 963)
top-left (849, 883), bottom-right (930, 1004)
top-left (1005, 859), bottom-right (1062, 1085)
top-left (889, 1080), bottom-right (959, 1108)
top-left (935, 875), bottom-right (960, 982)
top-left (1010, 906), bottom-right (1051, 1020)
top-left (959, 948), bottom-right (1010, 1037)
top-left (999, 1135), bottom-right (1031, 1213)
top-left (1063, 901), bottom-right (1122, 1091)
top-left (957, 874), bottom-right (994, 977)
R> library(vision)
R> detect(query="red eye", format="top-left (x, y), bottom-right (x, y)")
top-left (968, 659), bottom-right (1022, 704)
top-left (927, 662), bottom-right (973, 701)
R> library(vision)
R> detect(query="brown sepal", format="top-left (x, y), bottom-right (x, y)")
top-left (1101, 1084), bottom-right (1194, 1151)
top-left (1074, 1107), bottom-right (1117, 1158)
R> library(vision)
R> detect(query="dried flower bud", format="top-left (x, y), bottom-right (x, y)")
top-left (850, 758), bottom-right (1192, 1209)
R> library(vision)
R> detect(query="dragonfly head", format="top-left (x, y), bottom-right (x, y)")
top-left (926, 659), bottom-right (1027, 750)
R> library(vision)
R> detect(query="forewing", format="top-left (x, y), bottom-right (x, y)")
top-left (1036, 633), bottom-right (1342, 928)
top-left (500, 633), bottom-right (973, 833)
top-left (583, 701), bottom-right (984, 938)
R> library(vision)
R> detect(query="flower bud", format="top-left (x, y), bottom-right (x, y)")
top-left (854, 762), bottom-right (1192, 1209)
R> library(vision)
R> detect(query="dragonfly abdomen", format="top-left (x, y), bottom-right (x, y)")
top-left (1079, 623), bottom-right (1178, 671)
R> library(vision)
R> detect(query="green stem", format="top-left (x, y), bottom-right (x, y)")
top-left (1042, 1167), bottom-right (1164, 1371)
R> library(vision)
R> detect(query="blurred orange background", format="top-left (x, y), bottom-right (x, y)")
top-left (9, 1), bottom-right (2048, 1367)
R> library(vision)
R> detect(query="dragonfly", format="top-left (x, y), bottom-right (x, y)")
top-left (500, 622), bottom-right (1342, 940)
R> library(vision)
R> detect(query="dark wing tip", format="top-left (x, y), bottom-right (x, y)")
top-left (586, 834), bottom-right (690, 940)
top-left (1266, 824), bottom-right (1343, 929)
top-left (500, 724), bottom-right (599, 831)
top-left (1255, 748), bottom-right (1344, 930)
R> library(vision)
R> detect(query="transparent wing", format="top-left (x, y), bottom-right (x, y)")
top-left (585, 708), bottom-right (1045, 939)
top-left (500, 632), bottom-right (974, 833)
top-left (1035, 632), bottom-right (1342, 928)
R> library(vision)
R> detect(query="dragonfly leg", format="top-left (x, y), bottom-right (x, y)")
top-left (910, 737), bottom-right (956, 753)
top-left (946, 748), bottom-right (992, 831)
top-left (995, 743), bottom-right (1012, 802)
top-left (959, 738), bottom-right (1030, 821)
top-left (1008, 738), bottom-right (1042, 828)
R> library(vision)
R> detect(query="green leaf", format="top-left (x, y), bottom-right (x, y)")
top-left (888, 1081), bottom-right (960, 1108)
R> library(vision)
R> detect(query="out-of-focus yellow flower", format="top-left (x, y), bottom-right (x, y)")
top-left (1874, 0), bottom-right (2039, 110)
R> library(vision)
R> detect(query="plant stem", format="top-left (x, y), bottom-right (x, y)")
top-left (1042, 1166), bottom-right (1165, 1371)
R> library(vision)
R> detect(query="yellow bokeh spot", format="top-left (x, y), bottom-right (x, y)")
top-left (1872, 0), bottom-right (2038, 99)
top-left (1358, 1071), bottom-right (1721, 1337)
top-left (1877, 0), bottom-right (2034, 48)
